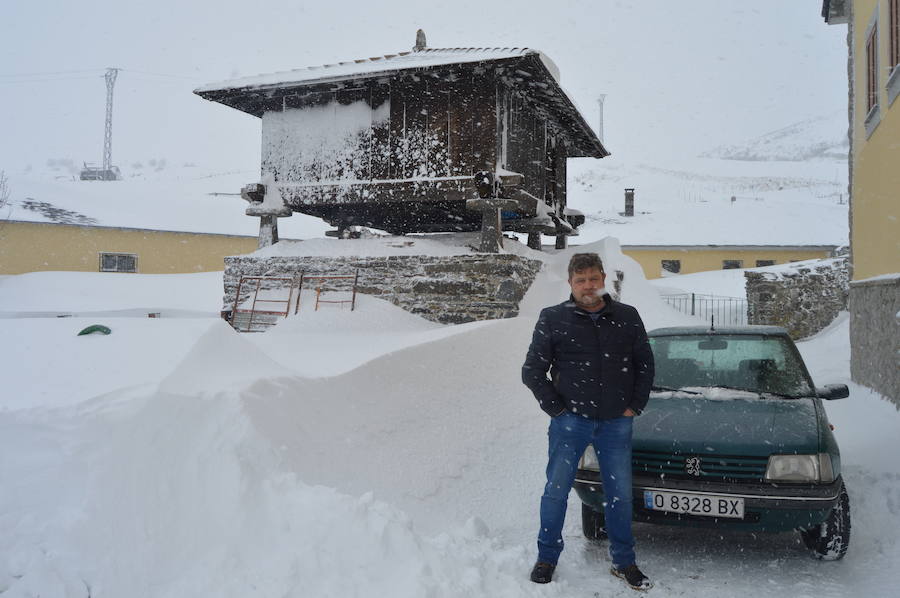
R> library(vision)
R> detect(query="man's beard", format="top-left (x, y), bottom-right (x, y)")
top-left (576, 287), bottom-right (607, 308)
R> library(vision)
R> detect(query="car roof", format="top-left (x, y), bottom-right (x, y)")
top-left (649, 325), bottom-right (790, 337)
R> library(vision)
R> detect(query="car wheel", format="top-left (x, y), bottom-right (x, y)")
top-left (799, 482), bottom-right (850, 560)
top-left (582, 502), bottom-right (607, 541)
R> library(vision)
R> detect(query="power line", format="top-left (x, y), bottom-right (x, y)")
top-left (123, 68), bottom-right (203, 81)
top-left (0, 68), bottom-right (106, 78)
top-left (0, 68), bottom-right (204, 84)
top-left (0, 75), bottom-right (104, 85)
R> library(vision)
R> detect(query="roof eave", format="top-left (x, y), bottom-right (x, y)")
top-left (822, 0), bottom-right (849, 25)
top-left (522, 54), bottom-right (609, 159)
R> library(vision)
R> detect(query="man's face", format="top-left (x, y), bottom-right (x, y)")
top-left (569, 267), bottom-right (606, 309)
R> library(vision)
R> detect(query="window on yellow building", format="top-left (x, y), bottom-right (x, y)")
top-left (661, 260), bottom-right (681, 274)
top-left (99, 252), bottom-right (137, 273)
top-left (756, 260), bottom-right (776, 267)
top-left (867, 24), bottom-right (879, 115)
top-left (889, 0), bottom-right (900, 106)
top-left (722, 260), bottom-right (743, 270)
top-left (892, 0), bottom-right (899, 70)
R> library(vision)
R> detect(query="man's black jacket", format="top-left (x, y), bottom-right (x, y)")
top-left (522, 294), bottom-right (654, 419)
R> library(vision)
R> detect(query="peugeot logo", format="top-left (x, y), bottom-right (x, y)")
top-left (685, 456), bottom-right (702, 477)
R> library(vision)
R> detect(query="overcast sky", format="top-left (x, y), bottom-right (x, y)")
top-left (0, 0), bottom-right (848, 174)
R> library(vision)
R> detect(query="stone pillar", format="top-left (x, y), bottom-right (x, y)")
top-left (466, 198), bottom-right (518, 253)
top-left (555, 235), bottom-right (568, 250)
top-left (481, 206), bottom-right (503, 253)
top-left (257, 215), bottom-right (279, 248)
top-left (242, 182), bottom-right (292, 249)
top-left (527, 233), bottom-right (542, 250)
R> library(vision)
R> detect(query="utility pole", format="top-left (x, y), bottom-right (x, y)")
top-left (103, 68), bottom-right (119, 173)
top-left (82, 68), bottom-right (121, 180)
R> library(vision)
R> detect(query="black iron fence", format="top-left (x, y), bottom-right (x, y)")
top-left (660, 293), bottom-right (748, 326)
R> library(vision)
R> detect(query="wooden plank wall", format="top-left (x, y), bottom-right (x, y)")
top-left (502, 89), bottom-right (550, 204)
top-left (267, 70), bottom-right (505, 198)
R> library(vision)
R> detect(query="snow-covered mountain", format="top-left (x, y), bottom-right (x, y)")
top-left (701, 111), bottom-right (849, 162)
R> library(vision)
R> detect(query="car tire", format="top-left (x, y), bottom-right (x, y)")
top-left (799, 482), bottom-right (850, 560)
top-left (582, 503), bottom-right (607, 541)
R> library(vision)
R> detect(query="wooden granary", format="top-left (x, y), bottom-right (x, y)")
top-left (195, 32), bottom-right (608, 250)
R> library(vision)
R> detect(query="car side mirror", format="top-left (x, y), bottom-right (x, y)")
top-left (817, 384), bottom-right (849, 400)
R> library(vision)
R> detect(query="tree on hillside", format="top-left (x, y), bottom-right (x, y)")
top-left (0, 171), bottom-right (8, 209)
top-left (0, 170), bottom-right (11, 230)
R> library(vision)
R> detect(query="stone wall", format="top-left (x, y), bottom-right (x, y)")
top-left (745, 257), bottom-right (849, 339)
top-left (223, 254), bottom-right (543, 326)
top-left (850, 276), bottom-right (900, 406)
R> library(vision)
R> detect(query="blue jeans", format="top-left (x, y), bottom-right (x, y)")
top-left (537, 411), bottom-right (636, 568)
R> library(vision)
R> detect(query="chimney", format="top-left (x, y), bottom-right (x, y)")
top-left (414, 29), bottom-right (427, 51)
top-left (624, 188), bottom-right (634, 217)
top-left (597, 95), bottom-right (607, 144)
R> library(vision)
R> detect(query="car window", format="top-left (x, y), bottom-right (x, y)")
top-left (650, 334), bottom-right (814, 397)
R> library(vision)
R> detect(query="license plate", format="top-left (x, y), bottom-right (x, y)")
top-left (643, 490), bottom-right (744, 519)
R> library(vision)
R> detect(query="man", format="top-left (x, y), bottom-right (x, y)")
top-left (521, 253), bottom-right (654, 591)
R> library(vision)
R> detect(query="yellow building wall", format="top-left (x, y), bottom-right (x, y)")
top-left (622, 247), bottom-right (835, 280)
top-left (0, 221), bottom-right (259, 274)
top-left (852, 0), bottom-right (900, 280)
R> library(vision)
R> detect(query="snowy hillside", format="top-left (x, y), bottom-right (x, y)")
top-left (1, 243), bottom-right (897, 597)
top-left (3, 152), bottom-right (848, 248)
top-left (1, 166), bottom-right (331, 239)
top-left (567, 155), bottom-right (847, 246)
top-left (700, 111), bottom-right (849, 162)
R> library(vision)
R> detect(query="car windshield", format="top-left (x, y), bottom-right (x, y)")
top-left (649, 334), bottom-right (814, 398)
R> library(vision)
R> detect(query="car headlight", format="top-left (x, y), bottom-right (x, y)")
top-left (765, 454), bottom-right (834, 483)
top-left (579, 444), bottom-right (600, 471)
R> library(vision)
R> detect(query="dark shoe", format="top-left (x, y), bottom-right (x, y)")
top-left (611, 564), bottom-right (652, 590)
top-left (530, 561), bottom-right (556, 584)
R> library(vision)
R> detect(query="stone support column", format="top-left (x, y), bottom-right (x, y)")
top-left (466, 197), bottom-right (519, 253)
top-left (242, 182), bottom-right (292, 249)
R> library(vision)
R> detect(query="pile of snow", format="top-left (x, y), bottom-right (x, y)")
top-left (2, 244), bottom-right (898, 596)
top-left (0, 271), bottom-right (225, 317)
top-left (252, 233), bottom-right (481, 258)
top-left (649, 267), bottom-right (749, 299)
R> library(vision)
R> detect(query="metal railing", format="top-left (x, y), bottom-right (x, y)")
top-left (230, 275), bottom-right (300, 332)
top-left (227, 271), bottom-right (360, 332)
top-left (661, 293), bottom-right (748, 326)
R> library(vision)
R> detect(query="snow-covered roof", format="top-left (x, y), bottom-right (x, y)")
top-left (194, 44), bottom-right (607, 159)
top-left (196, 47), bottom-right (559, 94)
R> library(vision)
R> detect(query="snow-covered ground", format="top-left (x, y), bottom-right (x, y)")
top-left (2, 244), bottom-right (895, 597)
top-left (566, 156), bottom-right (847, 246)
top-left (2, 149), bottom-right (847, 249)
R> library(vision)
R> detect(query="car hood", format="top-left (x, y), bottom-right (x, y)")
top-left (634, 393), bottom-right (821, 457)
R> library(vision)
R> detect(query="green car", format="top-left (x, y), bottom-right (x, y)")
top-left (574, 325), bottom-right (851, 560)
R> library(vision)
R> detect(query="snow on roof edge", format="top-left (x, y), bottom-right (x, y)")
top-left (195, 47), bottom-right (541, 94)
